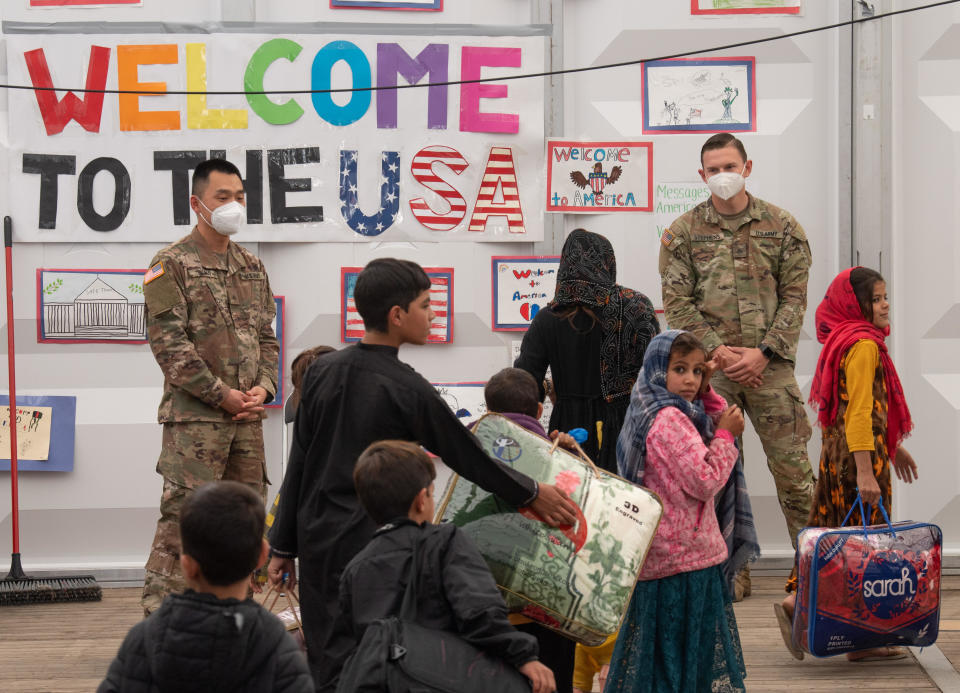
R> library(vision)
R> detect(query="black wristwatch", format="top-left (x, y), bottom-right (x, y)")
top-left (759, 344), bottom-right (775, 360)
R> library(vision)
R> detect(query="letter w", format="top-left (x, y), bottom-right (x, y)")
top-left (24, 46), bottom-right (110, 136)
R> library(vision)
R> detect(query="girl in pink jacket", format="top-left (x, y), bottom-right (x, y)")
top-left (605, 330), bottom-right (747, 693)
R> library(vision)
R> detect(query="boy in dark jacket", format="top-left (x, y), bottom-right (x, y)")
top-left (322, 439), bottom-right (557, 693)
top-left (98, 482), bottom-right (312, 693)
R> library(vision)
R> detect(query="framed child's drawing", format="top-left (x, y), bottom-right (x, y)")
top-left (37, 268), bottom-right (148, 344)
top-left (331, 0), bottom-right (442, 9)
top-left (341, 266), bottom-right (453, 343)
top-left (433, 382), bottom-right (486, 421)
top-left (691, 0), bottom-right (800, 15)
top-left (546, 141), bottom-right (654, 213)
top-left (491, 256), bottom-right (560, 331)
top-left (642, 58), bottom-right (756, 134)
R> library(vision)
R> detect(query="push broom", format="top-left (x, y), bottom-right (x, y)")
top-left (0, 216), bottom-right (101, 605)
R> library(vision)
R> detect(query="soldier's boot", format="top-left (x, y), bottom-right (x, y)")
top-left (733, 564), bottom-right (752, 602)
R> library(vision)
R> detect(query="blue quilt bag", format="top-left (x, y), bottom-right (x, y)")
top-left (792, 495), bottom-right (942, 657)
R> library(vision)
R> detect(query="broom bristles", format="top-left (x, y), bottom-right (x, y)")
top-left (1, 555), bottom-right (102, 606)
top-left (0, 575), bottom-right (102, 606)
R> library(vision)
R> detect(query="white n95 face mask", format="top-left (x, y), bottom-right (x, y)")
top-left (199, 200), bottom-right (245, 236)
top-left (706, 166), bottom-right (746, 201)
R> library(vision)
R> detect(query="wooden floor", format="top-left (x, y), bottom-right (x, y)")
top-left (738, 577), bottom-right (943, 692)
top-left (0, 577), bottom-right (956, 692)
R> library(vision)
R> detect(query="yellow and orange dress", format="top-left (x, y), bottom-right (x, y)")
top-left (786, 339), bottom-right (890, 592)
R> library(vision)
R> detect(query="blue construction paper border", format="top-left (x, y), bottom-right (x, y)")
top-left (0, 395), bottom-right (77, 472)
top-left (642, 58), bottom-right (756, 133)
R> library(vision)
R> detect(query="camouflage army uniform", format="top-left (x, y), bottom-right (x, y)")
top-left (659, 193), bottom-right (814, 546)
top-left (141, 227), bottom-right (278, 613)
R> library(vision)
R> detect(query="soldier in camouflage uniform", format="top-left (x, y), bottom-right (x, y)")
top-left (140, 159), bottom-right (279, 614)
top-left (659, 134), bottom-right (815, 596)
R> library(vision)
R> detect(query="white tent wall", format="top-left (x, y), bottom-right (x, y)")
top-left (893, 1), bottom-right (960, 549)
top-left (0, 0), bottom-right (955, 578)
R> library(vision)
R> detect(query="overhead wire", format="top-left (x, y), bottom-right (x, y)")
top-left (0, 0), bottom-right (956, 97)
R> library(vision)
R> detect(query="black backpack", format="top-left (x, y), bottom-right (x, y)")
top-left (335, 539), bottom-right (533, 693)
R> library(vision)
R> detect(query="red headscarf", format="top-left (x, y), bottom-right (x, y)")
top-left (808, 267), bottom-right (912, 460)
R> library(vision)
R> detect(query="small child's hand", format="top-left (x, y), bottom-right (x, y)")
top-left (698, 358), bottom-right (719, 396)
top-left (518, 660), bottom-right (556, 693)
top-left (549, 430), bottom-right (578, 452)
top-left (717, 405), bottom-right (744, 437)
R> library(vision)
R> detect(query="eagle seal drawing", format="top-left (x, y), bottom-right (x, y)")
top-left (570, 162), bottom-right (622, 195)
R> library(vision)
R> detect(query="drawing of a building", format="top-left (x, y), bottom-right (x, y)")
top-left (42, 276), bottom-right (146, 340)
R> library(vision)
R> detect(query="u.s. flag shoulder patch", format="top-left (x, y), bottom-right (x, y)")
top-left (144, 262), bottom-right (165, 285)
top-left (661, 229), bottom-right (675, 247)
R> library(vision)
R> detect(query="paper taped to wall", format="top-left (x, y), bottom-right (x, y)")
top-left (0, 405), bottom-right (53, 461)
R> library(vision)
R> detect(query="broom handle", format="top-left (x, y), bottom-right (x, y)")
top-left (4, 216), bottom-right (18, 555)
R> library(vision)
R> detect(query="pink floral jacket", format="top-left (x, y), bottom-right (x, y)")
top-left (639, 389), bottom-right (739, 581)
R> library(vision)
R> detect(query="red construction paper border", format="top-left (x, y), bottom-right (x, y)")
top-left (341, 266), bottom-right (454, 343)
top-left (691, 0), bottom-right (799, 14)
top-left (36, 268), bottom-right (149, 345)
top-left (546, 141), bottom-right (654, 213)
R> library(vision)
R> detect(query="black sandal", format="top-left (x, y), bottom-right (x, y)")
top-left (773, 602), bottom-right (804, 661)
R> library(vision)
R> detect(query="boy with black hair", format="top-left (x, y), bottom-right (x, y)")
top-left (267, 258), bottom-right (578, 686)
top-left (99, 482), bottom-right (312, 693)
top-left (324, 440), bottom-right (556, 693)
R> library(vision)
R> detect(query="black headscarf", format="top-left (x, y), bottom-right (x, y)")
top-left (550, 229), bottom-right (659, 401)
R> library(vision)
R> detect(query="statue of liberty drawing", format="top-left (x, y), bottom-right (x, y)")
top-left (715, 85), bottom-right (740, 123)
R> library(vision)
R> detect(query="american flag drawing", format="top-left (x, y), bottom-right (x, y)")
top-left (341, 266), bottom-right (453, 343)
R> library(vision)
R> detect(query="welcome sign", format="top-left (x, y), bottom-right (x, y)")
top-left (491, 256), bottom-right (560, 331)
top-left (5, 28), bottom-right (546, 243)
top-left (546, 140), bottom-right (653, 213)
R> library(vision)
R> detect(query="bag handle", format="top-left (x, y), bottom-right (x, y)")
top-left (875, 496), bottom-right (898, 537)
top-left (548, 437), bottom-right (602, 480)
top-left (840, 490), bottom-right (898, 539)
top-left (840, 491), bottom-right (865, 528)
top-left (840, 491), bottom-right (870, 542)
